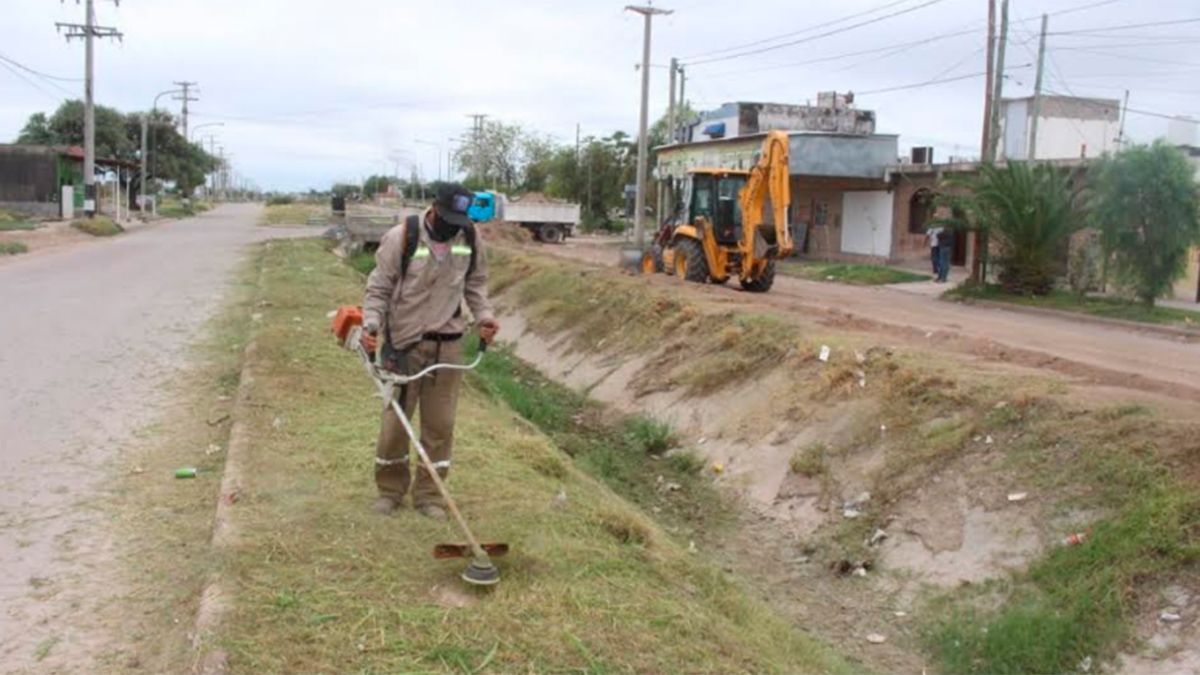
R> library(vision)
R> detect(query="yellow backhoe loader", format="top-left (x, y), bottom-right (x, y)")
top-left (643, 129), bottom-right (792, 292)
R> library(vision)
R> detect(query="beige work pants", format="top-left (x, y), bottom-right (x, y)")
top-left (374, 338), bottom-right (463, 507)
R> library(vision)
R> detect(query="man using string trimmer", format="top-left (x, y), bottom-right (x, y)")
top-left (361, 183), bottom-right (499, 520)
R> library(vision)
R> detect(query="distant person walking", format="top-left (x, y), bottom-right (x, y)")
top-left (926, 224), bottom-right (944, 278)
top-left (937, 225), bottom-right (955, 283)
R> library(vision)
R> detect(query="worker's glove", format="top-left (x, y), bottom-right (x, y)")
top-left (478, 318), bottom-right (500, 345)
top-left (361, 320), bottom-right (379, 353)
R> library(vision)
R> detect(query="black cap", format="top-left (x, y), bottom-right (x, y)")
top-left (434, 183), bottom-right (474, 227)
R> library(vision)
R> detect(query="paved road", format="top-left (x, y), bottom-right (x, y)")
top-left (0, 204), bottom-right (289, 671)
top-left (541, 238), bottom-right (1200, 402)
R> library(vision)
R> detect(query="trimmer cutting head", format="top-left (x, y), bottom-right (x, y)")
top-left (462, 557), bottom-right (501, 586)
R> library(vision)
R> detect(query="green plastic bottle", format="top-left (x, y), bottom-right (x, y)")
top-left (175, 467), bottom-right (198, 479)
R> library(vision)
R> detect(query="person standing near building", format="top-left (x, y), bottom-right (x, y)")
top-left (925, 223), bottom-right (944, 278)
top-left (937, 224), bottom-right (955, 283)
top-left (360, 183), bottom-right (500, 519)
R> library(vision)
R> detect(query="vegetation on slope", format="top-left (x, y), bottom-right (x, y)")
top-left (490, 248), bottom-right (1200, 674)
top-left (193, 239), bottom-right (851, 673)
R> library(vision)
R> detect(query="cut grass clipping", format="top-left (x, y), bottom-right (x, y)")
top-left (0, 241), bottom-right (28, 256)
top-left (211, 238), bottom-right (851, 673)
top-left (947, 283), bottom-right (1199, 327)
top-left (781, 261), bottom-right (930, 285)
top-left (72, 216), bottom-right (123, 236)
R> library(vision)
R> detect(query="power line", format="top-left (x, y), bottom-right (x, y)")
top-left (0, 52), bottom-right (82, 82)
top-left (856, 68), bottom-right (1022, 96)
top-left (683, 0), bottom-right (947, 66)
top-left (0, 59), bottom-right (65, 102)
top-left (0, 54), bottom-right (75, 98)
top-left (679, 0), bottom-right (918, 61)
top-left (703, 26), bottom-right (978, 79)
top-left (1047, 17), bottom-right (1200, 36)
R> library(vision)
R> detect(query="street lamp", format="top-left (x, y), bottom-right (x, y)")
top-left (415, 139), bottom-right (442, 182)
top-left (190, 122), bottom-right (223, 142)
top-left (139, 88), bottom-right (182, 213)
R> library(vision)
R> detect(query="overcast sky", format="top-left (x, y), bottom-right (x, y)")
top-left (2, 0), bottom-right (1198, 191)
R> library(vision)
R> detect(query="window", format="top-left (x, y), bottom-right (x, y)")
top-left (909, 188), bottom-right (935, 234)
top-left (474, 197), bottom-right (490, 208)
top-left (691, 176), bottom-right (715, 221)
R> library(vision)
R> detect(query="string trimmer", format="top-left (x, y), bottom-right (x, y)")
top-left (332, 306), bottom-right (508, 586)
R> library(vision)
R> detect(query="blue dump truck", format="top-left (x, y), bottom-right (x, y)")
top-left (467, 191), bottom-right (581, 243)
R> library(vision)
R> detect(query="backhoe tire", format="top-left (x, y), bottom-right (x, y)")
top-left (673, 238), bottom-right (709, 283)
top-left (539, 223), bottom-right (565, 244)
top-left (642, 244), bottom-right (665, 274)
top-left (740, 260), bottom-right (776, 293)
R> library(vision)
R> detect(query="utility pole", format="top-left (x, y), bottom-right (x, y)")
top-left (668, 57), bottom-right (678, 145)
top-left (1116, 89), bottom-right (1130, 148)
top-left (208, 136), bottom-right (217, 197)
top-left (1028, 13), bottom-right (1049, 160)
top-left (466, 113), bottom-right (487, 183)
top-left (626, 3), bottom-right (673, 251)
top-left (988, 0), bottom-right (1009, 162)
top-left (979, 0), bottom-right (996, 164)
top-left (173, 81), bottom-right (199, 140)
top-left (56, 0), bottom-right (122, 219)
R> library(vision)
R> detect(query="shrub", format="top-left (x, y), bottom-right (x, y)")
top-left (0, 241), bottom-right (29, 255)
top-left (266, 194), bottom-right (295, 206)
top-left (943, 162), bottom-right (1082, 295)
top-left (72, 216), bottom-right (123, 237)
top-left (1091, 141), bottom-right (1200, 306)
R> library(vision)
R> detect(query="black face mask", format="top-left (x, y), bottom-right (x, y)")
top-left (428, 213), bottom-right (461, 242)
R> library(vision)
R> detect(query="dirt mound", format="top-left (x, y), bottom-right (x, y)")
top-left (476, 221), bottom-right (533, 244)
top-left (511, 192), bottom-right (561, 204)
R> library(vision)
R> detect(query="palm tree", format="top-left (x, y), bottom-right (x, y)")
top-left (940, 162), bottom-right (1083, 295)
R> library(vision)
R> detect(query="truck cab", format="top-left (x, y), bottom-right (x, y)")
top-left (468, 191), bottom-right (499, 222)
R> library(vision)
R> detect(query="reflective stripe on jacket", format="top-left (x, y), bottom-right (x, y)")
top-left (363, 209), bottom-right (494, 350)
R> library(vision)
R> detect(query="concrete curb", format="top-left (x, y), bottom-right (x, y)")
top-left (952, 298), bottom-right (1200, 342)
top-left (189, 338), bottom-right (256, 675)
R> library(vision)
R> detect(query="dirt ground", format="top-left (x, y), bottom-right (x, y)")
top-left (532, 236), bottom-right (1200, 403)
top-left (0, 204), bottom-right (305, 672)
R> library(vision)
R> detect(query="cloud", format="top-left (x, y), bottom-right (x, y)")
top-left (2, 0), bottom-right (1197, 190)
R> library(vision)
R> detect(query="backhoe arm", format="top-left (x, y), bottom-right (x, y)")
top-left (739, 130), bottom-right (793, 275)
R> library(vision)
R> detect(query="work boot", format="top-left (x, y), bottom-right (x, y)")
top-left (372, 496), bottom-right (400, 516)
top-left (415, 503), bottom-right (447, 521)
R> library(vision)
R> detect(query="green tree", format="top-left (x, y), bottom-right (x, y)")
top-left (519, 134), bottom-right (557, 193)
top-left (16, 113), bottom-right (53, 145)
top-left (13, 101), bottom-right (216, 198)
top-left (455, 120), bottom-right (525, 190)
top-left (941, 162), bottom-right (1083, 295)
top-left (362, 174), bottom-right (396, 198)
top-left (1091, 141), bottom-right (1200, 305)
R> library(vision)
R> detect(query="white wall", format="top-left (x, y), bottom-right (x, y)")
top-left (840, 191), bottom-right (894, 258)
top-left (1002, 99), bottom-right (1029, 160)
top-left (1034, 117), bottom-right (1117, 159)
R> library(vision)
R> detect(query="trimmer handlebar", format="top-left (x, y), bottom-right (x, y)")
top-left (332, 305), bottom-right (487, 385)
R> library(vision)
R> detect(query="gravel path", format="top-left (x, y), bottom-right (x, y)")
top-left (0, 204), bottom-right (302, 671)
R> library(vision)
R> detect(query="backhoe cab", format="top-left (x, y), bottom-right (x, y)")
top-left (643, 129), bottom-right (793, 293)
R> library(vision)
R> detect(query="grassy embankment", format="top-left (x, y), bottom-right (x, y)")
top-left (0, 209), bottom-right (37, 231)
top-left (123, 238), bottom-right (851, 673)
top-left (72, 216), bottom-right (123, 236)
top-left (0, 241), bottom-right (29, 255)
top-left (259, 202), bottom-right (325, 227)
top-left (948, 283), bottom-right (1199, 327)
top-left (490, 248), bottom-right (1200, 675)
top-left (779, 260), bottom-right (930, 285)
